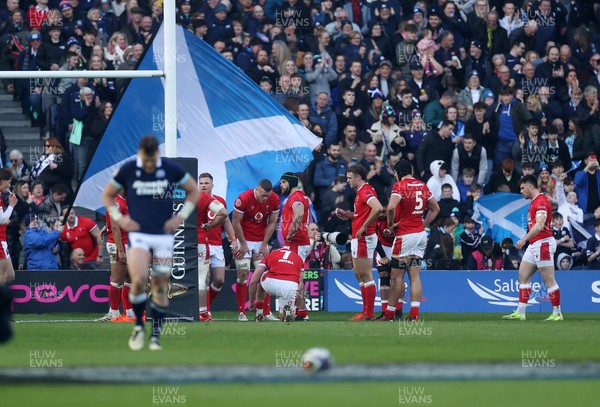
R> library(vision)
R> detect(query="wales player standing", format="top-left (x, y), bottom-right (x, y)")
top-left (503, 175), bottom-right (562, 321)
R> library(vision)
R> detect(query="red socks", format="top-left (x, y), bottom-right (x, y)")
top-left (549, 286), bottom-right (560, 307)
top-left (264, 293), bottom-right (271, 315)
top-left (109, 283), bottom-right (121, 311)
top-left (519, 285), bottom-right (531, 304)
top-left (122, 283), bottom-right (132, 312)
top-left (363, 281), bottom-right (376, 318)
top-left (296, 309), bottom-right (308, 318)
top-left (207, 284), bottom-right (221, 308)
top-left (359, 284), bottom-right (365, 314)
top-left (384, 304), bottom-right (395, 320)
top-left (236, 282), bottom-right (247, 314)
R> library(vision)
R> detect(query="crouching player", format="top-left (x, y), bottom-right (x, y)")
top-left (249, 247), bottom-right (304, 322)
top-left (374, 210), bottom-right (395, 319)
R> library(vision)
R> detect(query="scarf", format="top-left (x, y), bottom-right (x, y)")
top-left (30, 153), bottom-right (55, 180)
top-left (351, 0), bottom-right (362, 25)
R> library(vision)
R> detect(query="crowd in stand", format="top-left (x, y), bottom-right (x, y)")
top-left (2, 0), bottom-right (600, 270)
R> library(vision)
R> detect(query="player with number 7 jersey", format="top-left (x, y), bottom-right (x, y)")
top-left (248, 248), bottom-right (304, 322)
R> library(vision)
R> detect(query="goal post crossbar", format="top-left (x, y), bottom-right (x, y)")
top-left (0, 70), bottom-right (164, 79)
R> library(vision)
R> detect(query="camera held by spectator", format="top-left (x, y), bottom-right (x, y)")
top-left (306, 223), bottom-right (344, 270)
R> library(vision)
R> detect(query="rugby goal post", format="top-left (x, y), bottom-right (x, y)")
top-left (0, 0), bottom-right (178, 157)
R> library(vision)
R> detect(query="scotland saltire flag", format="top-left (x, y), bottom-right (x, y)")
top-left (473, 193), bottom-right (529, 243)
top-left (74, 24), bottom-right (321, 212)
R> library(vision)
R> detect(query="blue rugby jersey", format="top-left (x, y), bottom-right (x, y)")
top-left (112, 157), bottom-right (190, 234)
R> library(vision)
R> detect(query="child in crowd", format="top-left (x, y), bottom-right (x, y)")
top-left (556, 173), bottom-right (583, 233)
top-left (462, 183), bottom-right (482, 216)
top-left (427, 160), bottom-right (459, 201)
top-left (550, 160), bottom-right (564, 183)
top-left (459, 216), bottom-right (482, 266)
top-left (553, 212), bottom-right (575, 258)
top-left (438, 184), bottom-right (462, 220)
top-left (457, 167), bottom-right (475, 203)
top-left (556, 253), bottom-right (574, 270)
top-left (522, 162), bottom-right (535, 176)
top-left (563, 177), bottom-right (575, 194)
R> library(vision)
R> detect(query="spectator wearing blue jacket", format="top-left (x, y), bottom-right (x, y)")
top-left (574, 152), bottom-right (600, 213)
top-left (23, 214), bottom-right (61, 271)
top-left (313, 142), bottom-right (347, 203)
top-left (310, 92), bottom-right (338, 147)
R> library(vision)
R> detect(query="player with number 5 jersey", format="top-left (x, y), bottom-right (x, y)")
top-left (384, 160), bottom-right (439, 322)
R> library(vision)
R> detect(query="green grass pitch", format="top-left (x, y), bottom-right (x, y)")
top-left (1, 312), bottom-right (599, 406)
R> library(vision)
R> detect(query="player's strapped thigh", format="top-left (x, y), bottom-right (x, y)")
top-left (129, 233), bottom-right (175, 276)
top-left (197, 244), bottom-right (210, 290)
top-left (389, 257), bottom-right (407, 272)
top-left (209, 244), bottom-right (225, 268)
top-left (197, 242), bottom-right (210, 262)
top-left (350, 234), bottom-right (378, 258)
top-left (106, 243), bottom-right (128, 265)
top-left (235, 241), bottom-right (262, 269)
top-left (0, 241), bottom-right (10, 260)
top-left (522, 237), bottom-right (556, 268)
top-left (391, 231), bottom-right (427, 258)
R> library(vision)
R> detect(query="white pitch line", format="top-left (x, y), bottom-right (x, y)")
top-left (14, 319), bottom-right (98, 323)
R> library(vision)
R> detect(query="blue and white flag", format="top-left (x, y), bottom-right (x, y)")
top-left (473, 192), bottom-right (529, 244)
top-left (74, 24), bottom-right (321, 212)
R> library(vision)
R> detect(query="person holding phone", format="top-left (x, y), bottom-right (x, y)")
top-left (574, 151), bottom-right (600, 213)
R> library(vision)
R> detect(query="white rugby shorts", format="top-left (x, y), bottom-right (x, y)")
top-left (391, 231), bottom-right (427, 259)
top-left (351, 233), bottom-right (378, 259)
top-left (522, 237), bottom-right (556, 268)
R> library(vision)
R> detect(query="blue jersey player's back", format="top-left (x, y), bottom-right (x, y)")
top-left (112, 157), bottom-right (190, 234)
